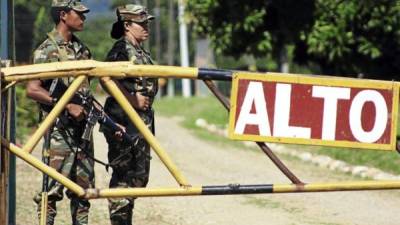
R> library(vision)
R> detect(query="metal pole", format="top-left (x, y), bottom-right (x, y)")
top-left (0, 61), bottom-right (8, 225)
top-left (39, 131), bottom-right (51, 225)
top-left (101, 77), bottom-right (190, 187)
top-left (22, 76), bottom-right (86, 153)
top-left (1, 0), bottom-right (11, 59)
top-left (203, 79), bottom-right (303, 184)
top-left (6, 84), bottom-right (16, 225)
top-left (1, 0), bottom-right (16, 224)
top-left (2, 63), bottom-right (201, 82)
top-left (178, 0), bottom-right (191, 97)
top-left (84, 180), bottom-right (400, 198)
top-left (1, 138), bottom-right (86, 197)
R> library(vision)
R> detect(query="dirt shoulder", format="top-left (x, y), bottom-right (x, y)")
top-left (16, 115), bottom-right (400, 225)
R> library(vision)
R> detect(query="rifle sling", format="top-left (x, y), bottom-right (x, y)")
top-left (56, 119), bottom-right (112, 172)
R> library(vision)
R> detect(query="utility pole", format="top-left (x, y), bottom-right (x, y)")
top-left (194, 38), bottom-right (214, 96)
top-left (1, 0), bottom-right (16, 224)
top-left (155, 0), bottom-right (161, 63)
top-left (154, 0), bottom-right (165, 96)
top-left (167, 0), bottom-right (175, 97)
top-left (178, 0), bottom-right (191, 97)
top-left (143, 0), bottom-right (149, 50)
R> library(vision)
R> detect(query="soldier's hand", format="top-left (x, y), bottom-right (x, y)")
top-left (66, 103), bottom-right (85, 121)
top-left (114, 123), bottom-right (126, 142)
top-left (133, 92), bottom-right (150, 111)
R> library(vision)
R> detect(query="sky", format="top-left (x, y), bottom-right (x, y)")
top-left (85, 0), bottom-right (113, 19)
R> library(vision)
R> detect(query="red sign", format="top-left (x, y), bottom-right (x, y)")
top-left (229, 73), bottom-right (399, 150)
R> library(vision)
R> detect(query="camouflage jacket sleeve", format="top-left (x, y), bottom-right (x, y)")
top-left (105, 40), bottom-right (129, 62)
top-left (33, 39), bottom-right (61, 64)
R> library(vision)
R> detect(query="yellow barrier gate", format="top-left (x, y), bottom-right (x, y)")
top-left (1, 60), bottom-right (400, 201)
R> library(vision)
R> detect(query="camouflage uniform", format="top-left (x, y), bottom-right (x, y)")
top-left (32, 1), bottom-right (93, 225)
top-left (101, 5), bottom-right (157, 225)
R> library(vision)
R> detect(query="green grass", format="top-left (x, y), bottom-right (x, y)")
top-left (316, 147), bottom-right (400, 174)
top-left (316, 114), bottom-right (400, 174)
top-left (154, 96), bottom-right (229, 128)
top-left (243, 196), bottom-right (304, 214)
top-left (153, 96), bottom-right (234, 147)
top-left (154, 96), bottom-right (400, 175)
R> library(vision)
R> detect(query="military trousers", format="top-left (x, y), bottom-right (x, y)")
top-left (34, 128), bottom-right (95, 225)
top-left (100, 100), bottom-right (154, 225)
top-left (105, 137), bottom-right (151, 225)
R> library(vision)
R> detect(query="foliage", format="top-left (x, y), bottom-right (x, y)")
top-left (317, 147), bottom-right (400, 175)
top-left (13, 1), bottom-right (50, 140)
top-left (78, 17), bottom-right (115, 60)
top-left (14, 0), bottom-right (52, 62)
top-left (15, 86), bottom-right (38, 141)
top-left (110, 0), bottom-right (132, 9)
top-left (187, 0), bottom-right (314, 59)
top-left (296, 0), bottom-right (400, 79)
top-left (187, 0), bottom-right (400, 80)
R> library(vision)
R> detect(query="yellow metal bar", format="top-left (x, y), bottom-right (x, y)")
top-left (88, 186), bottom-right (202, 199)
top-left (101, 77), bottom-right (190, 187)
top-left (22, 75), bottom-right (86, 153)
top-left (1, 81), bottom-right (17, 92)
top-left (86, 180), bottom-right (400, 199)
top-left (391, 83), bottom-right (399, 150)
top-left (1, 138), bottom-right (85, 197)
top-left (233, 71), bottom-right (400, 89)
top-left (3, 65), bottom-right (198, 82)
top-left (2, 60), bottom-right (199, 82)
top-left (1, 60), bottom-right (119, 79)
top-left (3, 70), bottom-right (94, 83)
top-left (91, 64), bottom-right (198, 79)
top-left (273, 180), bottom-right (400, 193)
top-left (39, 192), bottom-right (48, 225)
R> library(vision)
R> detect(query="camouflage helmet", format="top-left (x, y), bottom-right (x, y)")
top-left (51, 0), bottom-right (90, 13)
top-left (117, 4), bottom-right (154, 23)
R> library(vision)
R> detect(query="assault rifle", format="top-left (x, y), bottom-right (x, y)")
top-left (80, 92), bottom-right (139, 146)
top-left (41, 78), bottom-right (138, 146)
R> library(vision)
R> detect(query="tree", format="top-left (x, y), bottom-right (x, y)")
top-left (110, 0), bottom-right (135, 9)
top-left (13, 1), bottom-right (52, 140)
top-left (14, 0), bottom-right (52, 63)
top-left (187, 1), bottom-right (314, 60)
top-left (187, 0), bottom-right (400, 80)
top-left (78, 17), bottom-right (115, 60)
top-left (295, 0), bottom-right (400, 80)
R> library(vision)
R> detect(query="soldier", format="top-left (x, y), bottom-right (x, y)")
top-left (26, 1), bottom-right (94, 225)
top-left (100, 4), bottom-right (157, 225)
